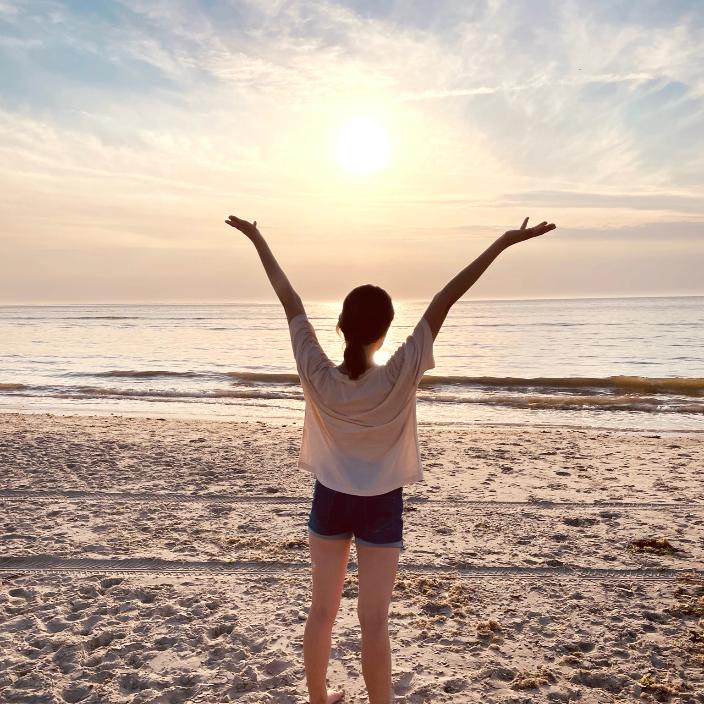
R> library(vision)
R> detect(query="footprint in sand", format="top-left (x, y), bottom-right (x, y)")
top-left (85, 629), bottom-right (126, 653)
top-left (264, 657), bottom-right (292, 675)
top-left (53, 643), bottom-right (81, 674)
top-left (563, 516), bottom-right (598, 527)
top-left (207, 622), bottom-right (236, 639)
top-left (8, 587), bottom-right (34, 600)
top-left (61, 684), bottom-right (92, 703)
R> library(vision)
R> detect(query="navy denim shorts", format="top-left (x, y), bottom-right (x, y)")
top-left (308, 478), bottom-right (405, 549)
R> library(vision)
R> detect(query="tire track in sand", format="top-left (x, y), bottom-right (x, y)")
top-left (0, 555), bottom-right (701, 581)
top-left (0, 489), bottom-right (701, 511)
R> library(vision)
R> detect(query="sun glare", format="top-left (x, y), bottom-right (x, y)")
top-left (336, 116), bottom-right (391, 174)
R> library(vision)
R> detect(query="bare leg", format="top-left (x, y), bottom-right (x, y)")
top-left (356, 541), bottom-right (401, 704)
top-left (304, 531), bottom-right (351, 704)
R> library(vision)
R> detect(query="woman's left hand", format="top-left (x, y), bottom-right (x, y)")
top-left (225, 214), bottom-right (261, 240)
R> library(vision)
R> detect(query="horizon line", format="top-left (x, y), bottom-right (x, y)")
top-left (0, 293), bottom-right (703, 307)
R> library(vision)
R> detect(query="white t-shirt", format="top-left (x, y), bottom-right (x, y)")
top-left (288, 313), bottom-right (435, 496)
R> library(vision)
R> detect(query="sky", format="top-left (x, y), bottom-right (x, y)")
top-left (1, 0), bottom-right (703, 304)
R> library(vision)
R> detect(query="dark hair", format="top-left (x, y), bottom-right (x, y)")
top-left (336, 284), bottom-right (394, 380)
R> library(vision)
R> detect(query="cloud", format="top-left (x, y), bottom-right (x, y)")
top-left (492, 189), bottom-right (704, 216)
top-left (399, 72), bottom-right (659, 102)
top-left (556, 220), bottom-right (704, 242)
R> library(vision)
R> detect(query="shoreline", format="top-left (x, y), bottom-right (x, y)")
top-left (1, 406), bottom-right (702, 435)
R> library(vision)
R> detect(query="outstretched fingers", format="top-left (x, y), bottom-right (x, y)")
top-left (225, 215), bottom-right (259, 236)
top-left (529, 222), bottom-right (556, 237)
top-left (518, 217), bottom-right (557, 236)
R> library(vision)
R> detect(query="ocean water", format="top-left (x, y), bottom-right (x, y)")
top-left (0, 296), bottom-right (702, 431)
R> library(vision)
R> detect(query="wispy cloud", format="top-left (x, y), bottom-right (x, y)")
top-left (493, 189), bottom-right (704, 216)
top-left (0, 0), bottom-right (702, 301)
top-left (400, 73), bottom-right (659, 102)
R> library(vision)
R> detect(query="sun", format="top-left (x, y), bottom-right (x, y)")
top-left (336, 116), bottom-right (391, 174)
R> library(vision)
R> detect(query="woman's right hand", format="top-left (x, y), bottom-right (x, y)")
top-left (500, 217), bottom-right (557, 247)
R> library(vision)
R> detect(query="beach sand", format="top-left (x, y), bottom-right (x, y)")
top-left (1, 412), bottom-right (702, 703)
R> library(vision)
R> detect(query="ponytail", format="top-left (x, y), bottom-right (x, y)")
top-left (343, 337), bottom-right (367, 381)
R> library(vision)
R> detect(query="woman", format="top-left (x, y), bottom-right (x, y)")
top-left (225, 214), bottom-right (556, 704)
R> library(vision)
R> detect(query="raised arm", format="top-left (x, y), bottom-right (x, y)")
top-left (422, 217), bottom-right (557, 340)
top-left (225, 214), bottom-right (305, 323)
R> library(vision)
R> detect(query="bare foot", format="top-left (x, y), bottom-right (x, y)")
top-left (311, 690), bottom-right (344, 704)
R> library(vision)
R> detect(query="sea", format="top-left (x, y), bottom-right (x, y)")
top-left (0, 296), bottom-right (702, 432)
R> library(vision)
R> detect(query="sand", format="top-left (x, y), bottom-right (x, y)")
top-left (0, 411), bottom-right (702, 703)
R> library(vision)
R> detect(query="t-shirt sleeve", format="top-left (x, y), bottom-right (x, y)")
top-left (384, 316), bottom-right (435, 386)
top-left (288, 313), bottom-right (331, 383)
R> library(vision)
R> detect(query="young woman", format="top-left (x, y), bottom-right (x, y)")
top-left (225, 214), bottom-right (556, 704)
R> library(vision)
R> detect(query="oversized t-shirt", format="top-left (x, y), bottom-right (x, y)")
top-left (288, 313), bottom-right (435, 496)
